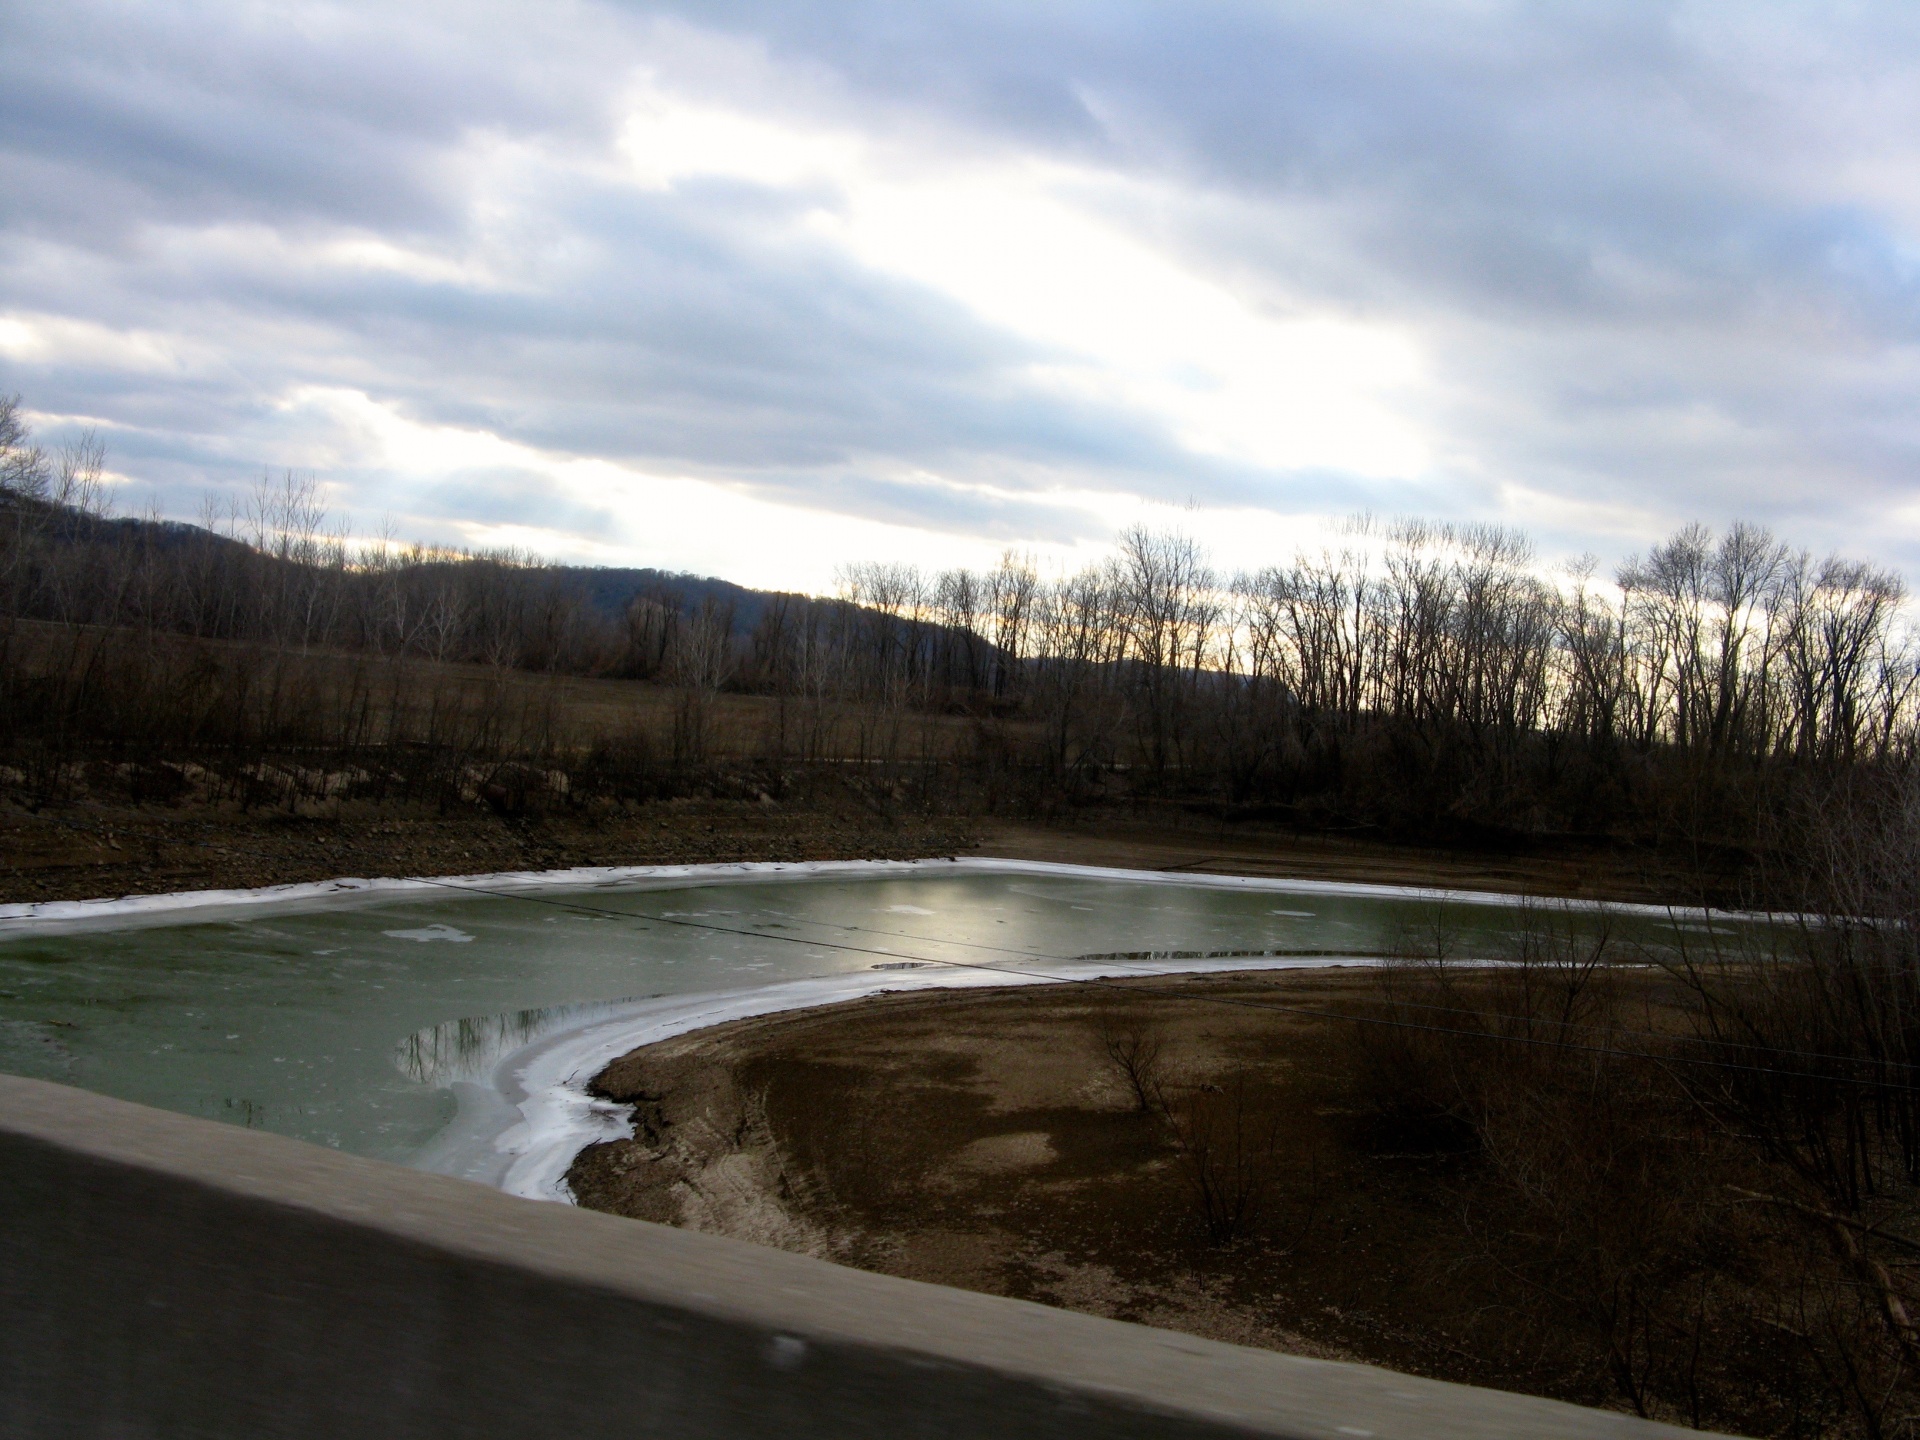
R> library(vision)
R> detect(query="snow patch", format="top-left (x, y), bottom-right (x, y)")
top-left (383, 924), bottom-right (474, 944)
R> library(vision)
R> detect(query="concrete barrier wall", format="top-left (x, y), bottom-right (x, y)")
top-left (0, 1074), bottom-right (1720, 1439)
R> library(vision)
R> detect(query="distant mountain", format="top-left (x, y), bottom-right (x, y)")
top-left (3, 494), bottom-right (810, 626)
top-left (559, 567), bottom-right (802, 628)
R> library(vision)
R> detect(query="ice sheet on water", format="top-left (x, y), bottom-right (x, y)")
top-left (383, 924), bottom-right (474, 943)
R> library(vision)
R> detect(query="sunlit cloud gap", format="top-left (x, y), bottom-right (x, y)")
top-left (6, 3), bottom-right (1920, 582)
top-left (620, 88), bottom-right (1432, 476)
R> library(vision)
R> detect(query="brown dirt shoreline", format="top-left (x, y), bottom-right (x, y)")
top-left (567, 969), bottom-right (1655, 1409)
top-left (1, 788), bottom-right (1708, 907)
top-left (568, 971), bottom-right (1385, 1367)
top-left (565, 968), bottom-right (1800, 1433)
top-left (0, 793), bottom-right (978, 905)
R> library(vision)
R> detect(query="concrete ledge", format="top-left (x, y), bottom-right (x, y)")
top-left (0, 1074), bottom-right (1720, 1438)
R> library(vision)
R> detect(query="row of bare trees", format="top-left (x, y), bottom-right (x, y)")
top-left (0, 403), bottom-right (737, 761)
top-left (749, 521), bottom-right (1917, 865)
top-left (3, 396), bottom-right (1915, 862)
top-left (816, 521), bottom-right (1914, 778)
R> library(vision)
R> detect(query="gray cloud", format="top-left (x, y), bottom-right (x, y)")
top-left (4, 0), bottom-right (1920, 576)
top-left (653, 3), bottom-right (1920, 529)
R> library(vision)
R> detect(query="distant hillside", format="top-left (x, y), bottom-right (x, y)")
top-left (6, 496), bottom-right (806, 625)
top-left (560, 566), bottom-right (798, 628)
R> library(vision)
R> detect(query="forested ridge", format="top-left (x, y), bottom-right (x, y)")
top-left (3, 396), bottom-right (1912, 894)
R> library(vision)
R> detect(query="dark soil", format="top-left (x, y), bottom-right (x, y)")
top-left (966, 814), bottom-right (1723, 907)
top-left (2, 773), bottom-right (1723, 911)
top-left (0, 793), bottom-right (976, 904)
top-left (570, 972), bottom-right (1803, 1435)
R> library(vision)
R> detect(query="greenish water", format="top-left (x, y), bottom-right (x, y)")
top-left (0, 861), bottom-right (1754, 1188)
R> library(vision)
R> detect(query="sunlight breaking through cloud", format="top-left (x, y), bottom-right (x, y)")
top-left (3, 1), bottom-right (1920, 583)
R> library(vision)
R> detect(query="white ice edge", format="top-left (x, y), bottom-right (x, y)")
top-left (0, 855), bottom-right (1799, 1204)
top-left (0, 854), bottom-right (1796, 935)
top-left (420, 954), bottom-right (1387, 1205)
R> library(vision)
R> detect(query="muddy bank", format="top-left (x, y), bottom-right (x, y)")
top-left (568, 968), bottom-right (1815, 1433)
top-left (2, 788), bottom-right (1713, 907)
top-left (570, 972), bottom-right (1425, 1377)
top-left (966, 816), bottom-right (1716, 906)
top-left (0, 795), bottom-right (976, 904)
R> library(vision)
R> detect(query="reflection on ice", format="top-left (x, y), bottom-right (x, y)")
top-left (0, 856), bottom-right (1789, 1198)
top-left (394, 999), bottom-right (648, 1086)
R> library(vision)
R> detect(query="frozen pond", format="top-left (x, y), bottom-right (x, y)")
top-left (0, 858), bottom-right (1768, 1200)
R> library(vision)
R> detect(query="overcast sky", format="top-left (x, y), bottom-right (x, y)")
top-left (3, 1), bottom-right (1919, 590)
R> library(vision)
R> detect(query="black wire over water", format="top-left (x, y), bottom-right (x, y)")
top-left (21, 809), bottom-right (1908, 1088)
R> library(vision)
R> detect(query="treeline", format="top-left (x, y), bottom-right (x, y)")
top-left (3, 396), bottom-right (1915, 871)
top-left (0, 444), bottom-right (761, 681)
top-left (789, 521), bottom-right (1916, 868)
top-left (0, 401), bottom-right (805, 764)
